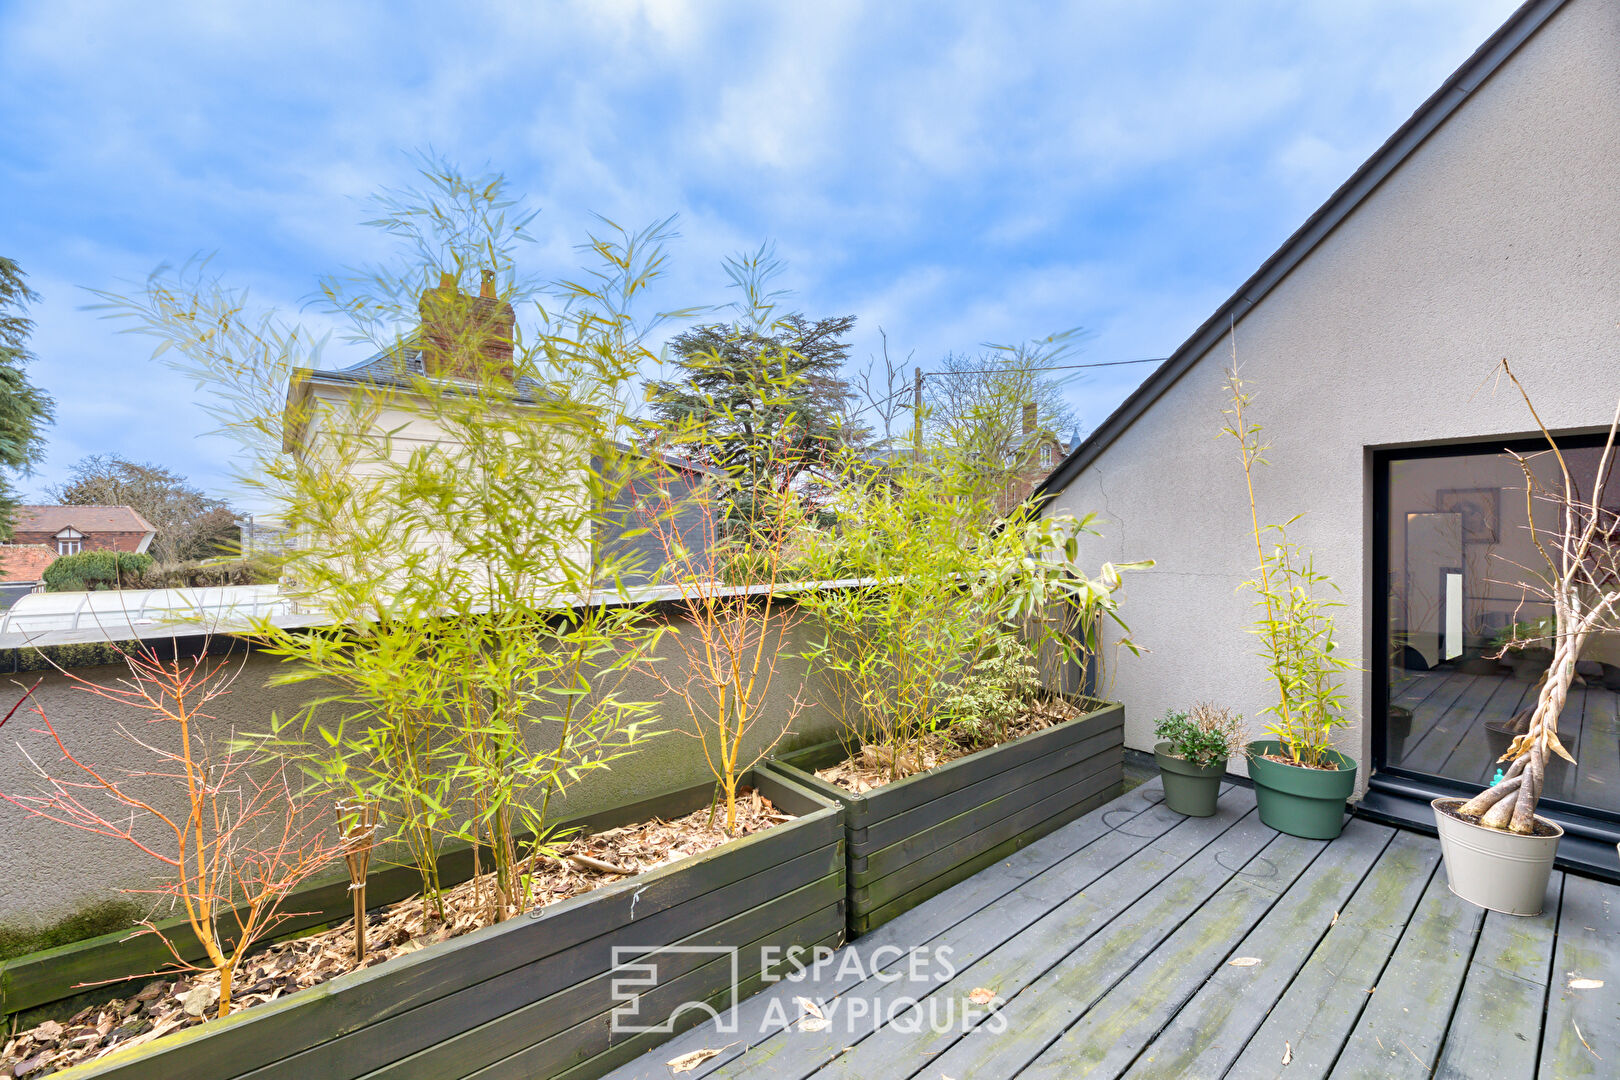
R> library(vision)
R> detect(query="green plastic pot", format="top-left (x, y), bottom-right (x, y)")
top-left (1247, 739), bottom-right (1356, 839)
top-left (1154, 742), bottom-right (1226, 817)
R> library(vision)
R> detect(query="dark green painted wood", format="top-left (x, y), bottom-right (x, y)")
top-left (51, 769), bottom-right (844, 1080)
top-left (359, 881), bottom-right (845, 1080)
top-left (1225, 830), bottom-right (1442, 1079)
top-left (243, 866), bottom-right (844, 1080)
top-left (853, 765), bottom-right (1123, 931)
top-left (852, 742), bottom-right (1120, 885)
top-left (1434, 874), bottom-right (1562, 1080)
top-left (462, 903), bottom-right (847, 1080)
top-left (778, 702), bottom-right (1122, 828)
top-left (768, 702), bottom-right (1124, 937)
top-left (552, 928), bottom-right (847, 1080)
top-left (600, 782), bottom-right (1176, 1080)
top-left (1539, 872), bottom-right (1620, 1079)
top-left (1119, 819), bottom-right (1395, 1080)
top-left (1, 769), bottom-right (823, 1020)
top-left (852, 728), bottom-right (1120, 859)
top-left (1327, 870), bottom-right (1487, 1079)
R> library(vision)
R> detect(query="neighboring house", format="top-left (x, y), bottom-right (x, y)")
top-left (999, 402), bottom-right (1076, 513)
top-left (1036, 0), bottom-right (1620, 876)
top-left (10, 504), bottom-right (157, 556)
top-left (0, 544), bottom-right (59, 609)
top-left (284, 270), bottom-right (715, 586)
top-left (594, 445), bottom-right (719, 585)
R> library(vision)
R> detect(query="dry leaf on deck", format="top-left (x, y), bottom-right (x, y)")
top-left (1569, 977), bottom-right (1604, 990)
top-left (967, 987), bottom-right (996, 1005)
top-left (1282, 1041), bottom-right (1293, 1065)
top-left (1228, 957), bottom-right (1262, 968)
top-left (795, 997), bottom-right (827, 1031)
top-left (667, 1046), bottom-right (724, 1072)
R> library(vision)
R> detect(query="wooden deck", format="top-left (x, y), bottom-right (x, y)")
top-left (1390, 669), bottom-right (1620, 813)
top-left (603, 781), bottom-right (1618, 1080)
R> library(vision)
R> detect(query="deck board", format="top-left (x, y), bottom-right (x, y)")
top-left (602, 784), bottom-right (1619, 1080)
top-left (1327, 869), bottom-right (1488, 1077)
top-left (1433, 874), bottom-right (1563, 1080)
top-left (1118, 818), bottom-right (1395, 1080)
top-left (1539, 873), bottom-right (1620, 1078)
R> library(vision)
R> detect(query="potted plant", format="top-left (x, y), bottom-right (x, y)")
top-left (1491, 618), bottom-right (1556, 681)
top-left (1431, 361), bottom-right (1620, 916)
top-left (1152, 703), bottom-right (1245, 816)
top-left (1223, 361), bottom-right (1358, 840)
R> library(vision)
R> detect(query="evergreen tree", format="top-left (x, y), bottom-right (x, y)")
top-left (0, 257), bottom-right (56, 539)
top-left (646, 312), bottom-right (864, 529)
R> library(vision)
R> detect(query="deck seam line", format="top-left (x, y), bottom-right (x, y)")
top-left (882, 803), bottom-right (1267, 1080)
top-left (1008, 822), bottom-right (1326, 1079)
top-left (1317, 858), bottom-right (1444, 1078)
top-left (1189, 826), bottom-right (1399, 1080)
top-left (1530, 871), bottom-right (1566, 1080)
top-left (1426, 872), bottom-right (1493, 1074)
top-left (901, 805), bottom-right (1279, 1080)
top-left (1106, 828), bottom-right (1384, 1080)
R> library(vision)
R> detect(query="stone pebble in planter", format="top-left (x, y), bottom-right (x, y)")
top-left (768, 699), bottom-right (1124, 937)
top-left (6, 768), bottom-right (846, 1080)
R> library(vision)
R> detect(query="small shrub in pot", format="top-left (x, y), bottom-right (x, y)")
top-left (1153, 703), bottom-right (1245, 817)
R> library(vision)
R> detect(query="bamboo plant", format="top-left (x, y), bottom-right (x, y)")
top-left (98, 160), bottom-right (674, 924)
top-left (1222, 358), bottom-right (1357, 769)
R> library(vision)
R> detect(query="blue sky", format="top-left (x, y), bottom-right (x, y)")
top-left (1, 0), bottom-right (1520, 506)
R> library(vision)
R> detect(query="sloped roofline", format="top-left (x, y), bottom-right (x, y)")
top-left (1035, 0), bottom-right (1569, 502)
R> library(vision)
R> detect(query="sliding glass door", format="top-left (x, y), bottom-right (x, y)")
top-left (1376, 439), bottom-right (1620, 819)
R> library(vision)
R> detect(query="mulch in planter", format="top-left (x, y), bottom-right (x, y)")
top-left (0, 790), bottom-right (790, 1076)
top-left (815, 698), bottom-right (1083, 794)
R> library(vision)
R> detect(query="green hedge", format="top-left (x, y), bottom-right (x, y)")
top-left (41, 551), bottom-right (155, 592)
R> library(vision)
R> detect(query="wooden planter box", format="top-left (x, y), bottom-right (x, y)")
top-left (45, 768), bottom-right (844, 1080)
top-left (766, 701), bottom-right (1123, 937)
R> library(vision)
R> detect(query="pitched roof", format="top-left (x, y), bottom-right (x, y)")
top-left (14, 505), bottom-right (157, 537)
top-left (1035, 0), bottom-right (1569, 502)
top-left (301, 341), bottom-right (553, 403)
top-left (0, 544), bottom-right (59, 584)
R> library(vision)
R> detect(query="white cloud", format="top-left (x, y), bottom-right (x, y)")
top-left (0, 0), bottom-right (1525, 498)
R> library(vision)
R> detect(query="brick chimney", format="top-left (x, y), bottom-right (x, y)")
top-left (1022, 401), bottom-right (1037, 436)
top-left (417, 269), bottom-right (515, 381)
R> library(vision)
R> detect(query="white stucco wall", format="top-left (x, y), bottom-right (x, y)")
top-left (1045, 0), bottom-right (1620, 791)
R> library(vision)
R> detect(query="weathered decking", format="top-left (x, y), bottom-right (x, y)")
top-left (603, 780), bottom-right (1618, 1080)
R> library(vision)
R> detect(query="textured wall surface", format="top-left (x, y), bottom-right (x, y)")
top-left (1043, 0), bottom-right (1620, 789)
top-left (0, 603), bottom-right (846, 928)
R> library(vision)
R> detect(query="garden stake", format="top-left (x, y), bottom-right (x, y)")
top-left (340, 801), bottom-right (378, 963)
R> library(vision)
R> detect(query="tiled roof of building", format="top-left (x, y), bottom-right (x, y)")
top-left (0, 544), bottom-right (59, 584)
top-left (14, 505), bottom-right (157, 536)
top-left (309, 342), bottom-right (553, 403)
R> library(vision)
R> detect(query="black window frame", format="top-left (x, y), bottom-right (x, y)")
top-left (1370, 435), bottom-right (1620, 830)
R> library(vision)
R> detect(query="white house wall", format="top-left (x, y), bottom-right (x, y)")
top-left (1044, 0), bottom-right (1620, 790)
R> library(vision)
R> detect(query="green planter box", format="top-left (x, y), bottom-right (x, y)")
top-left (40, 768), bottom-right (844, 1080)
top-left (766, 701), bottom-right (1124, 938)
